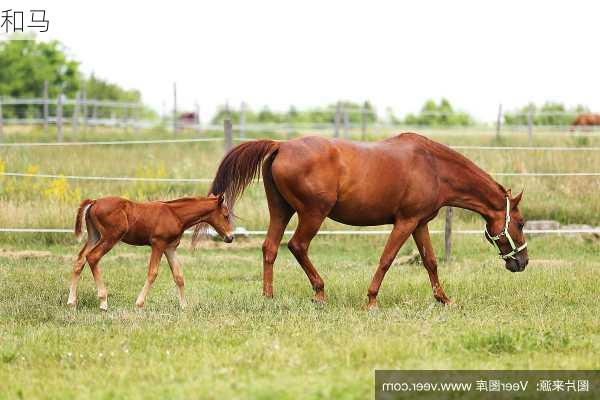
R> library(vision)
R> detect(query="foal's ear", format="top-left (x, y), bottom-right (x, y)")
top-left (511, 190), bottom-right (523, 209)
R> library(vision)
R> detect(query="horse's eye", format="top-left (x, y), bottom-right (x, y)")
top-left (517, 222), bottom-right (524, 230)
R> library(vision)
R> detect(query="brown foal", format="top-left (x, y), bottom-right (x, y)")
top-left (202, 132), bottom-right (529, 309)
top-left (68, 194), bottom-right (233, 310)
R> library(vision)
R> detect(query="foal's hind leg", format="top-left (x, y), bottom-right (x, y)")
top-left (86, 237), bottom-right (120, 311)
top-left (412, 224), bottom-right (453, 305)
top-left (287, 212), bottom-right (327, 303)
top-left (67, 240), bottom-right (95, 307)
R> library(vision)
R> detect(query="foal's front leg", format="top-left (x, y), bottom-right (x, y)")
top-left (165, 246), bottom-right (187, 309)
top-left (135, 243), bottom-right (165, 308)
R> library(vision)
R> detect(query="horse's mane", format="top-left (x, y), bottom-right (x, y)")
top-left (394, 132), bottom-right (507, 195)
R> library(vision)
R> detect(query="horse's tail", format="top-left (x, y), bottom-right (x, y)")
top-left (191, 140), bottom-right (280, 246)
top-left (75, 199), bottom-right (94, 241)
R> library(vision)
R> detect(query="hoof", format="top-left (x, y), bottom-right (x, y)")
top-left (179, 302), bottom-right (188, 310)
top-left (365, 303), bottom-right (378, 312)
top-left (67, 301), bottom-right (76, 308)
top-left (443, 300), bottom-right (456, 307)
top-left (135, 302), bottom-right (144, 309)
top-left (99, 303), bottom-right (108, 312)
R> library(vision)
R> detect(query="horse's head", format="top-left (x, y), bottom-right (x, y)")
top-left (204, 193), bottom-right (234, 243)
top-left (485, 190), bottom-right (528, 272)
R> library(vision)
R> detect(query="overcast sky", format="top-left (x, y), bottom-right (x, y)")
top-left (10, 0), bottom-right (600, 121)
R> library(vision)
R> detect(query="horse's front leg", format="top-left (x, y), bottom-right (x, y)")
top-left (366, 219), bottom-right (417, 310)
top-left (412, 224), bottom-right (453, 305)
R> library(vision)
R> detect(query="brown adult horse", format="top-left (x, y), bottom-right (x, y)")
top-left (202, 133), bottom-right (529, 309)
top-left (570, 113), bottom-right (600, 131)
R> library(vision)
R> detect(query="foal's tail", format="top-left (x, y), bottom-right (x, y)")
top-left (191, 140), bottom-right (280, 246)
top-left (75, 199), bottom-right (94, 241)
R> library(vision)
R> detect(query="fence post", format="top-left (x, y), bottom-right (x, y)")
top-left (343, 108), bottom-right (349, 139)
top-left (239, 101), bottom-right (246, 139)
top-left (194, 102), bottom-right (201, 134)
top-left (224, 114), bottom-right (233, 153)
top-left (172, 82), bottom-right (177, 136)
top-left (82, 88), bottom-right (88, 130)
top-left (361, 102), bottom-right (368, 140)
top-left (56, 94), bottom-right (63, 142)
top-left (0, 98), bottom-right (3, 141)
top-left (92, 100), bottom-right (98, 129)
top-left (444, 207), bottom-right (453, 261)
top-left (43, 80), bottom-right (49, 133)
top-left (495, 103), bottom-right (503, 140)
top-left (527, 104), bottom-right (533, 144)
top-left (334, 102), bottom-right (341, 138)
top-left (72, 92), bottom-right (80, 135)
top-left (123, 105), bottom-right (129, 133)
top-left (135, 103), bottom-right (141, 134)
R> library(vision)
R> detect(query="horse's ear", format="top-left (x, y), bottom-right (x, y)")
top-left (511, 190), bottom-right (523, 209)
top-left (506, 188), bottom-right (512, 198)
top-left (208, 193), bottom-right (217, 199)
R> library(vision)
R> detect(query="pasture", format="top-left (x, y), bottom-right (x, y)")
top-left (1, 127), bottom-right (599, 399)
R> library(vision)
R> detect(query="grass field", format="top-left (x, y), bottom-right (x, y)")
top-left (1, 126), bottom-right (599, 398)
top-left (1, 234), bottom-right (599, 399)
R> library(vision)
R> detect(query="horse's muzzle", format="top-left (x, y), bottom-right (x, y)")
top-left (223, 234), bottom-right (234, 243)
top-left (505, 255), bottom-right (528, 272)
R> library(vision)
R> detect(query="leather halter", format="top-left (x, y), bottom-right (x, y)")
top-left (485, 197), bottom-right (527, 260)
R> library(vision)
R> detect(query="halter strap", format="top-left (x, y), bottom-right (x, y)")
top-left (485, 197), bottom-right (527, 260)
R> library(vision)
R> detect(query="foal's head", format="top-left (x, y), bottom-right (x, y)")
top-left (202, 193), bottom-right (234, 243)
top-left (485, 190), bottom-right (529, 272)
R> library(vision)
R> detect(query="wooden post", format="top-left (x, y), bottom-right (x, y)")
top-left (134, 103), bottom-right (141, 134)
top-left (361, 102), bottom-right (368, 140)
top-left (72, 92), bottom-right (80, 135)
top-left (527, 104), bottom-right (533, 144)
top-left (0, 98), bottom-right (4, 141)
top-left (123, 105), bottom-right (129, 133)
top-left (334, 102), bottom-right (341, 138)
top-left (172, 82), bottom-right (177, 136)
top-left (92, 100), bottom-right (98, 129)
top-left (194, 102), bottom-right (201, 134)
top-left (56, 94), bottom-right (63, 142)
top-left (343, 109), bottom-right (349, 139)
top-left (444, 207), bottom-right (453, 261)
top-left (224, 115), bottom-right (233, 152)
top-left (82, 88), bottom-right (88, 130)
top-left (239, 101), bottom-right (246, 138)
top-left (495, 103), bottom-right (503, 140)
top-left (43, 80), bottom-right (49, 134)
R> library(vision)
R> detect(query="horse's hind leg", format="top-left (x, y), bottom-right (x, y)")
top-left (287, 212), bottom-right (327, 303)
top-left (366, 219), bottom-right (417, 310)
top-left (412, 224), bottom-right (452, 305)
top-left (262, 170), bottom-right (294, 298)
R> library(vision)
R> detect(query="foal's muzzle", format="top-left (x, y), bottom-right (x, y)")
top-left (223, 234), bottom-right (234, 243)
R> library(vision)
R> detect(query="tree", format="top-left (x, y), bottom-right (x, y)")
top-left (404, 98), bottom-right (472, 126)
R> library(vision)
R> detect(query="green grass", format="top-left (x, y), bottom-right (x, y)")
top-left (1, 234), bottom-right (598, 399)
top-left (1, 127), bottom-right (599, 398)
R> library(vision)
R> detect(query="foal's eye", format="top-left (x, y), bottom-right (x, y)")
top-left (517, 222), bottom-right (525, 230)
